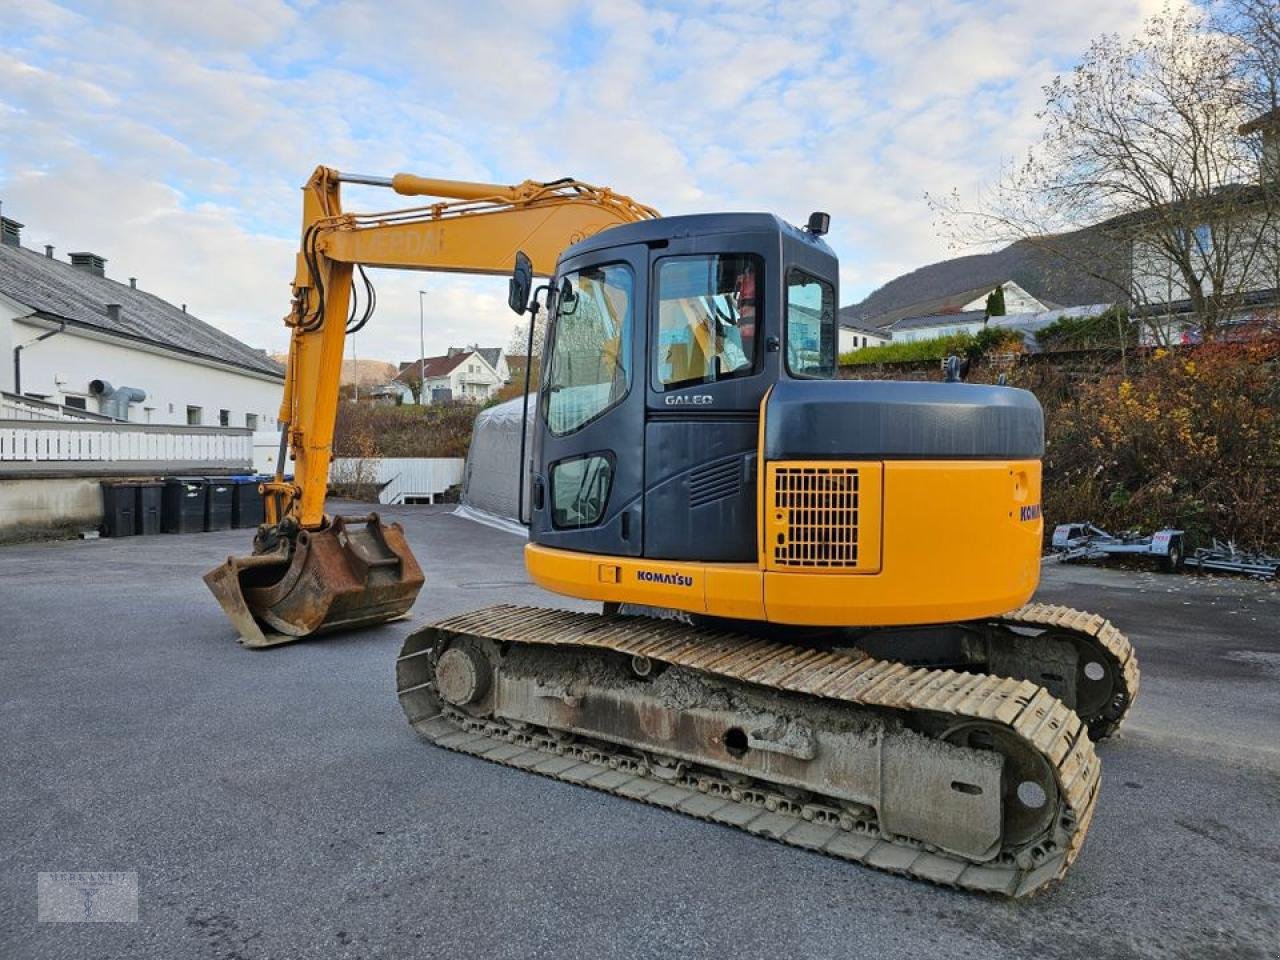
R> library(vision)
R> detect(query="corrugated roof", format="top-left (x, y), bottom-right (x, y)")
top-left (0, 243), bottom-right (284, 378)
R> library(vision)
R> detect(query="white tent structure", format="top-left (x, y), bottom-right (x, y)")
top-left (455, 393), bottom-right (536, 535)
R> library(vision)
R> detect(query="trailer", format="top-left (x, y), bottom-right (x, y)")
top-left (1048, 523), bottom-right (1185, 571)
top-left (1184, 540), bottom-right (1280, 580)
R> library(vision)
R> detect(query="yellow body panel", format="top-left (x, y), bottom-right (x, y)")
top-left (525, 458), bottom-right (1042, 627)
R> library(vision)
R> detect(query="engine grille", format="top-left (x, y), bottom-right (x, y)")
top-left (769, 465), bottom-right (860, 568)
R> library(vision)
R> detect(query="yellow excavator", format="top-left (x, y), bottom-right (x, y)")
top-left (206, 166), bottom-right (1138, 896)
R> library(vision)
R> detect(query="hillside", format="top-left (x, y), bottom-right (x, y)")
top-left (842, 230), bottom-right (1128, 327)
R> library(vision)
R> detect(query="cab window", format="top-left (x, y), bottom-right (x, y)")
top-left (655, 254), bottom-right (761, 390)
top-left (785, 269), bottom-right (836, 378)
top-left (545, 263), bottom-right (634, 435)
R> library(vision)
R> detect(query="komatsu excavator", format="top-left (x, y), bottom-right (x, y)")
top-left (206, 165), bottom-right (1139, 896)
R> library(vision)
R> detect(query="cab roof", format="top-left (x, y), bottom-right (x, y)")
top-left (560, 211), bottom-right (837, 263)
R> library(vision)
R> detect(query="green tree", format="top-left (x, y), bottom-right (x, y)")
top-left (985, 285), bottom-right (1007, 317)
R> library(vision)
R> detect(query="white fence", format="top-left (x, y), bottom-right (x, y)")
top-left (331, 457), bottom-right (465, 504)
top-left (0, 419), bottom-right (253, 475)
top-left (0, 391), bottom-right (113, 422)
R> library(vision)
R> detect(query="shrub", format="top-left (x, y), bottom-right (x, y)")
top-left (1041, 339), bottom-right (1280, 549)
top-left (333, 400), bottom-right (481, 459)
top-left (1036, 308), bottom-right (1137, 351)
top-left (840, 327), bottom-right (1022, 366)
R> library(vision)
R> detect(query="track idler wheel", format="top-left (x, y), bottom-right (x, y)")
top-left (204, 513), bottom-right (424, 648)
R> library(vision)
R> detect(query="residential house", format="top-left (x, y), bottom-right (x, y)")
top-left (838, 316), bottom-right (891, 353)
top-left (1126, 108), bottom-right (1280, 340)
top-left (395, 348), bottom-right (504, 404)
top-left (887, 310), bottom-right (990, 344)
top-left (844, 280), bottom-right (1052, 345)
top-left (472, 346), bottom-right (510, 383)
top-left (0, 210), bottom-right (284, 427)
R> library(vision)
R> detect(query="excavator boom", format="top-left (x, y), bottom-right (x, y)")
top-left (205, 165), bottom-right (658, 646)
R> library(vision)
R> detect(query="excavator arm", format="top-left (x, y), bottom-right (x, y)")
top-left (205, 164), bottom-right (659, 647)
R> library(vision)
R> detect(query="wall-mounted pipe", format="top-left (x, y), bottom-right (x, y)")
top-left (12, 320), bottom-right (66, 395)
top-left (88, 379), bottom-right (147, 420)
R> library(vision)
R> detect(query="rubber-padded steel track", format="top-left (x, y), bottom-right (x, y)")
top-left (398, 604), bottom-right (1102, 896)
top-left (996, 603), bottom-right (1139, 740)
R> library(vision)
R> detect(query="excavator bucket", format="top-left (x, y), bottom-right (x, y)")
top-left (204, 513), bottom-right (425, 648)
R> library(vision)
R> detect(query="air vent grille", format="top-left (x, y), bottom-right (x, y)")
top-left (689, 458), bottom-right (741, 508)
top-left (770, 465), bottom-right (860, 568)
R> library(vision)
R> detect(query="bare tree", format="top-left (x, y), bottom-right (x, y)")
top-left (931, 3), bottom-right (1279, 343)
top-left (508, 316), bottom-right (546, 359)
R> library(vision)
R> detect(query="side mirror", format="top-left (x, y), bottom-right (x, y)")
top-left (508, 251), bottom-right (533, 315)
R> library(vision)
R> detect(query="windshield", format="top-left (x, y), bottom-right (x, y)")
top-left (785, 269), bottom-right (836, 378)
top-left (544, 262), bottom-right (634, 435)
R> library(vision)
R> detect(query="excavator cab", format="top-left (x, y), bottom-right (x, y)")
top-left (526, 213), bottom-right (837, 567)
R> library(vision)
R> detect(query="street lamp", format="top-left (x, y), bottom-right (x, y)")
top-left (417, 289), bottom-right (428, 405)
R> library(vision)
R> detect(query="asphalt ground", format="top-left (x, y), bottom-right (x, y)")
top-left (2, 503), bottom-right (1278, 960)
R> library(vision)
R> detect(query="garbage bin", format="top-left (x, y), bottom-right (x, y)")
top-left (162, 477), bottom-right (207, 533)
top-left (101, 481), bottom-right (138, 538)
top-left (135, 480), bottom-right (164, 535)
top-left (204, 476), bottom-right (234, 532)
top-left (230, 475), bottom-right (265, 529)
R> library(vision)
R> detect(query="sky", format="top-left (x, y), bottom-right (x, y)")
top-left (0, 0), bottom-right (1175, 364)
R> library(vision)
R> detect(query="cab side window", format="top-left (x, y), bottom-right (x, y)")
top-left (654, 254), bottom-right (761, 390)
top-left (785, 269), bottom-right (836, 379)
top-left (550, 454), bottom-right (614, 529)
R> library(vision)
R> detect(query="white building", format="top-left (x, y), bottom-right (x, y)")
top-left (396, 347), bottom-right (506, 404)
top-left (838, 318), bottom-right (892, 353)
top-left (957, 281), bottom-right (1048, 316)
top-left (0, 216), bottom-right (284, 427)
top-left (887, 310), bottom-right (989, 343)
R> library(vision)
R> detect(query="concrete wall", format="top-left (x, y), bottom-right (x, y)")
top-left (1, 309), bottom-right (283, 429)
top-left (0, 477), bottom-right (103, 539)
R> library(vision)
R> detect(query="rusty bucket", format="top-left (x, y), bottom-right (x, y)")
top-left (204, 513), bottom-right (425, 648)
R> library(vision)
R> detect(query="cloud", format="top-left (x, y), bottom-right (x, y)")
top-left (0, 0), bottom-right (1166, 361)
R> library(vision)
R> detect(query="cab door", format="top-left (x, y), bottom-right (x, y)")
top-left (528, 243), bottom-right (648, 557)
top-left (643, 235), bottom-right (779, 562)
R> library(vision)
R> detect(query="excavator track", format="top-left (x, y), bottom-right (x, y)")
top-left (992, 604), bottom-right (1139, 741)
top-left (397, 605), bottom-right (1101, 896)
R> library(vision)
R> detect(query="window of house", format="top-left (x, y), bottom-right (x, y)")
top-left (654, 254), bottom-right (760, 390)
top-left (219, 409), bottom-right (231, 427)
top-left (786, 269), bottom-right (836, 378)
top-left (187, 405), bottom-right (203, 425)
top-left (246, 413), bottom-right (259, 430)
top-left (63, 396), bottom-right (87, 410)
top-left (544, 262), bottom-right (634, 436)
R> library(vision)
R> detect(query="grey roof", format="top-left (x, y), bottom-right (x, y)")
top-left (838, 315), bottom-right (890, 336)
top-left (475, 347), bottom-right (504, 371)
top-left (889, 309), bottom-right (988, 333)
top-left (0, 243), bottom-right (284, 378)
